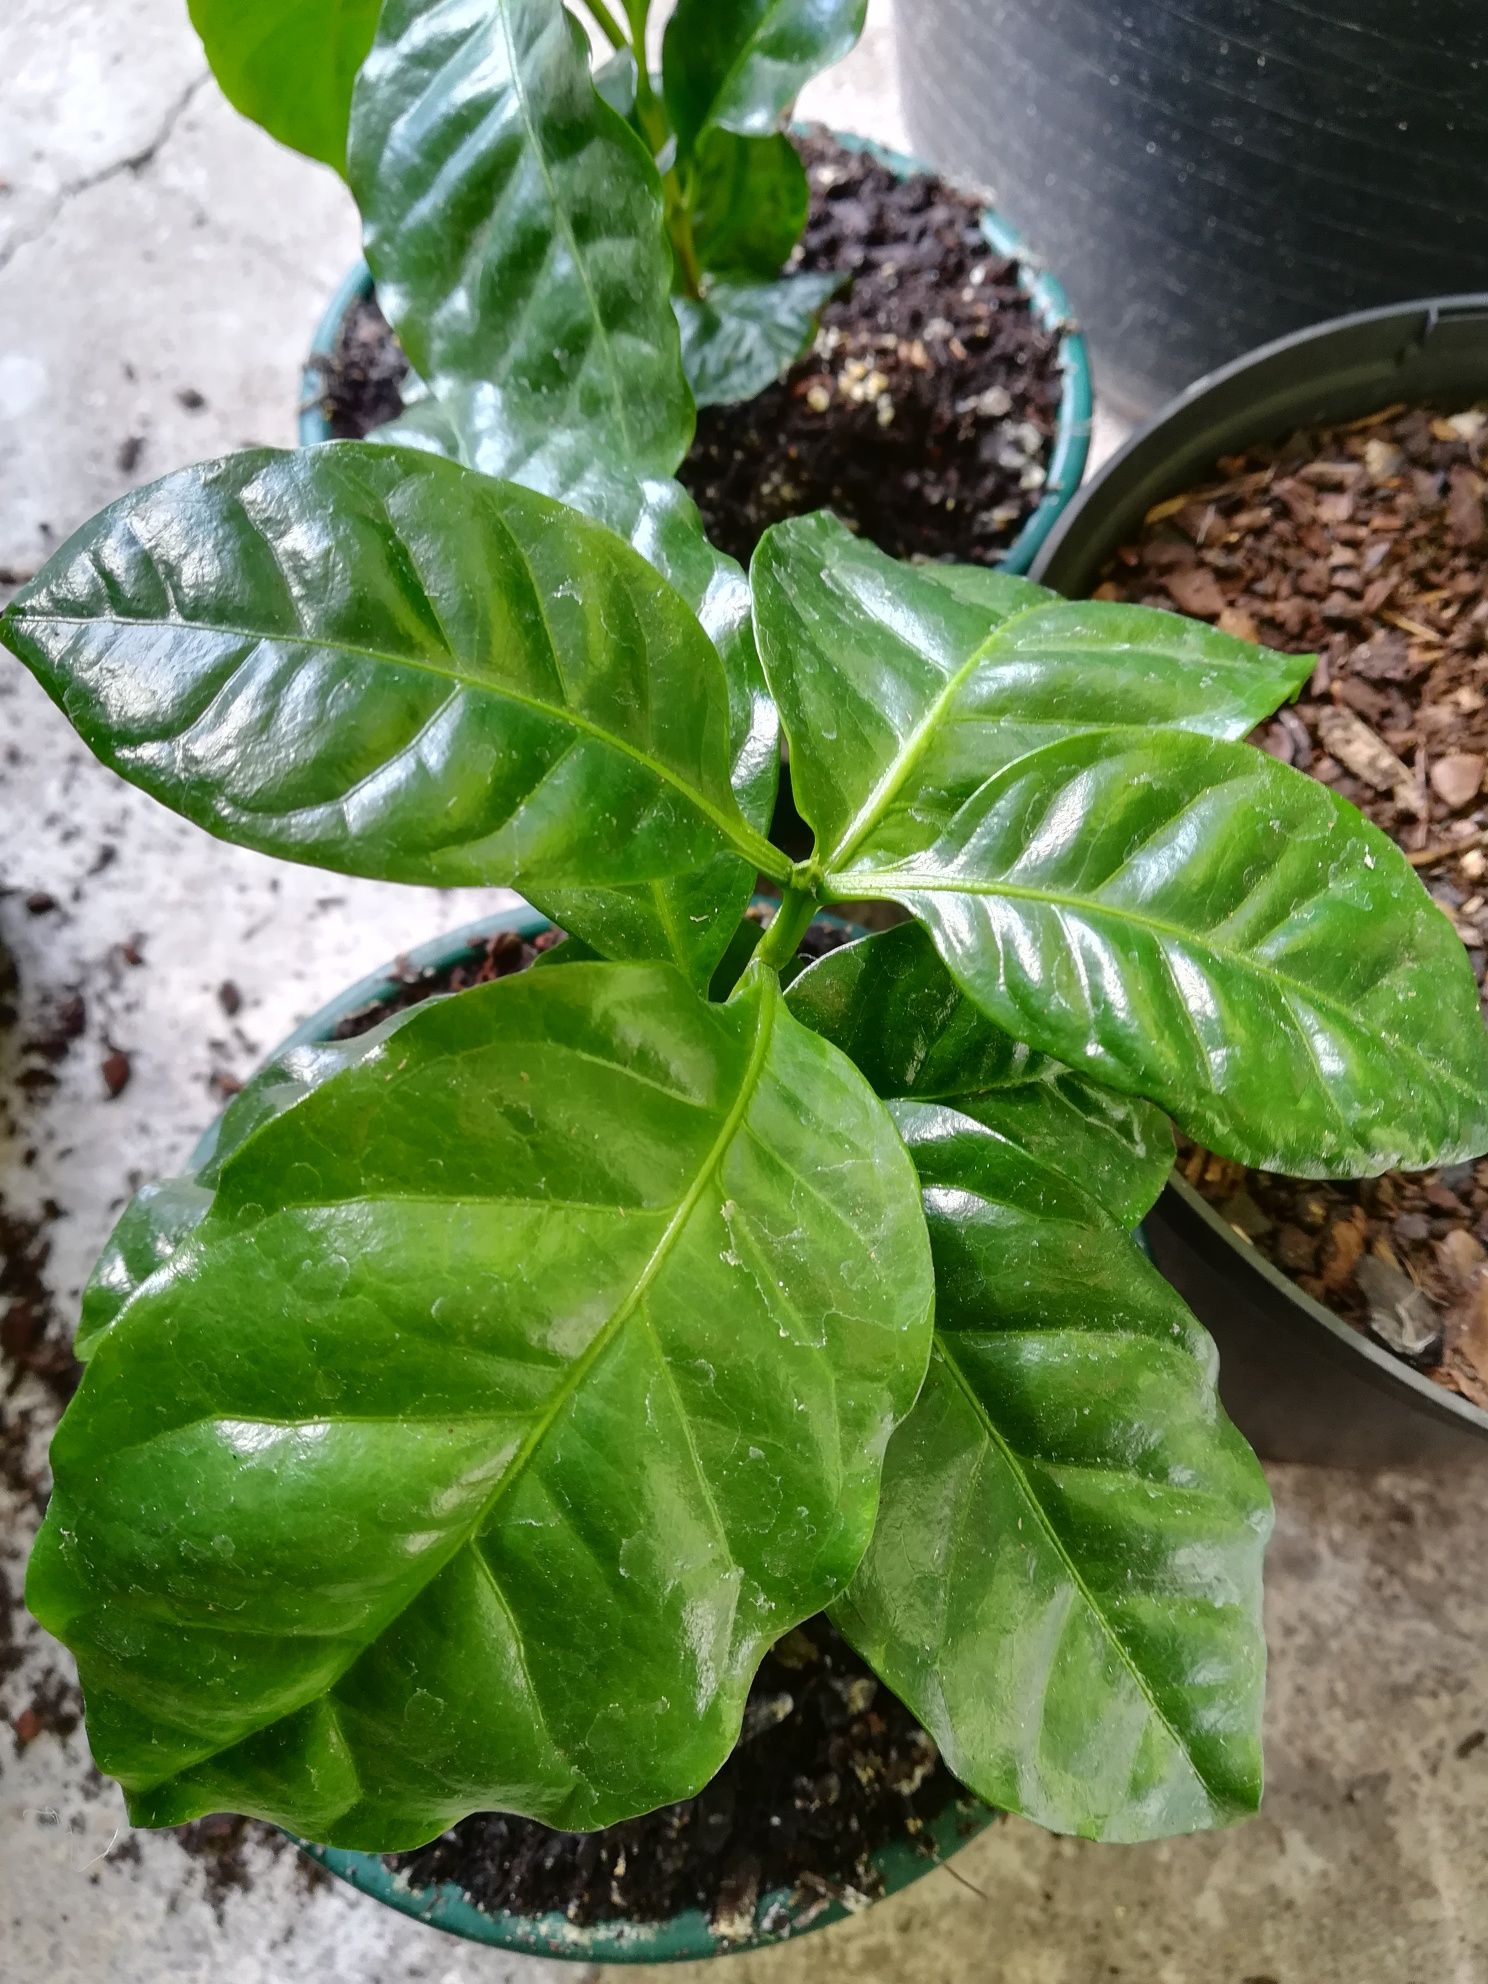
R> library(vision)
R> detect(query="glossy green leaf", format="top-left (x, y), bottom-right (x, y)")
top-left (690, 129), bottom-right (810, 279)
top-left (676, 271), bottom-right (840, 407)
top-left (751, 511), bottom-right (1315, 866)
top-left (787, 922), bottom-right (1172, 1229)
top-left (349, 0), bottom-right (692, 480)
top-left (30, 962), bottom-right (935, 1847)
top-left (188, 0), bottom-right (381, 170)
top-left (662, 0), bottom-right (868, 158)
top-left (751, 513), bottom-right (1488, 1172)
top-left (834, 1100), bottom-right (1271, 1844)
top-left (358, 396), bottom-right (781, 980)
top-left (368, 393), bottom-right (774, 815)
top-left (0, 447), bottom-right (787, 982)
top-left (833, 729), bottom-right (1488, 1175)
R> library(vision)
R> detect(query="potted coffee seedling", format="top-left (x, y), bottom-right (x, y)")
top-left (188, 0), bottom-right (1090, 574)
top-left (8, 389), bottom-right (1488, 1949)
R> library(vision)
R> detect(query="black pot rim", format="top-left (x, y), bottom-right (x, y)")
top-left (1031, 292), bottom-right (1488, 1448)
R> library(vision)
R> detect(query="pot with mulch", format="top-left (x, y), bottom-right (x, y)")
top-left (298, 131), bottom-right (1092, 578)
top-left (191, 905), bottom-right (995, 1961)
top-left (1033, 294), bottom-right (1488, 1467)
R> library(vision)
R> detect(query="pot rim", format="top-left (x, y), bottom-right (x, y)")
top-left (226, 903), bottom-right (997, 1959)
top-left (296, 126), bottom-right (1093, 578)
top-left (1030, 292), bottom-right (1488, 1446)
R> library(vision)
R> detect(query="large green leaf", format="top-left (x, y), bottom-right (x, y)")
top-left (662, 0), bottom-right (868, 158)
top-left (753, 513), bottom-right (1488, 1173)
top-left (833, 1100), bottom-right (1271, 1844)
top-left (188, 0), bottom-right (382, 170)
top-left (349, 0), bottom-right (692, 480)
top-left (786, 922), bottom-right (1172, 1230)
top-left (0, 447), bottom-right (787, 981)
top-left (690, 129), bottom-right (810, 279)
top-left (831, 729), bottom-right (1488, 1176)
top-left (751, 511), bottom-right (1315, 868)
top-left (30, 963), bottom-right (934, 1847)
top-left (676, 271), bottom-right (840, 408)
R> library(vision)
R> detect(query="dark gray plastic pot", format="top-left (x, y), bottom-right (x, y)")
top-left (896, 0), bottom-right (1488, 418)
top-left (1032, 295), bottom-right (1488, 1468)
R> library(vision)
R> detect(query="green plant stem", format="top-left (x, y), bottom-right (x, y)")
top-left (664, 165), bottom-right (705, 299)
top-left (753, 887), bottom-right (819, 973)
top-left (601, 0), bottom-right (701, 298)
top-left (576, 0), bottom-right (628, 52)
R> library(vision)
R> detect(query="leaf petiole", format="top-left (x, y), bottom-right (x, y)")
top-left (752, 886), bottom-right (820, 973)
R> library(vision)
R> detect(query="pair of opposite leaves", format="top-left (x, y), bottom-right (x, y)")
top-left (9, 446), bottom-right (1488, 1851)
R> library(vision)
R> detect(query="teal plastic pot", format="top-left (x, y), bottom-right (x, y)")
top-left (298, 130), bottom-right (1093, 576)
top-left (211, 905), bottom-right (997, 1960)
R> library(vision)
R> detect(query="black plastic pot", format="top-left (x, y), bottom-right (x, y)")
top-left (1032, 295), bottom-right (1488, 1467)
top-left (896, 1), bottom-right (1488, 418)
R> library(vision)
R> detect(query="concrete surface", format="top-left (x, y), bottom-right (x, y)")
top-left (1, 3), bottom-right (1485, 1981)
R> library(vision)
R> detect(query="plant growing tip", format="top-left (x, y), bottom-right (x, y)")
top-left (5, 0), bottom-right (1488, 1880)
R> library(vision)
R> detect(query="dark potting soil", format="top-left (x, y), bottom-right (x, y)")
top-left (1096, 402), bottom-right (1488, 1408)
top-left (313, 132), bottom-right (1060, 570)
top-left (331, 914), bottom-right (972, 1938)
top-left (390, 1615), bottom-right (966, 1941)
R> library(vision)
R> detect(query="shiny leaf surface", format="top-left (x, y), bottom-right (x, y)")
top-left (354, 394), bottom-right (781, 980)
top-left (29, 963), bottom-right (935, 1847)
top-left (787, 922), bottom-right (1172, 1229)
top-left (349, 0), bottom-right (692, 479)
top-left (833, 1101), bottom-right (1271, 1843)
top-left (188, 0), bottom-right (381, 169)
top-left (676, 271), bottom-right (840, 407)
top-left (753, 512), bottom-right (1488, 1172)
top-left (690, 129), bottom-right (810, 279)
top-left (662, 0), bottom-right (867, 157)
top-left (0, 447), bottom-right (785, 980)
top-left (752, 511), bottom-right (1315, 866)
top-left (832, 729), bottom-right (1488, 1175)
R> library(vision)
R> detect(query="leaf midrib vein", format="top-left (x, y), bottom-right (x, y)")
top-left (823, 601), bottom-right (1052, 872)
top-left (15, 607), bottom-right (784, 879)
top-left (493, 0), bottom-right (648, 464)
top-left (832, 867), bottom-right (1477, 1106)
top-left (932, 1339), bottom-right (1227, 1810)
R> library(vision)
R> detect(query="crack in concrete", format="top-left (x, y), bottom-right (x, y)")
top-left (0, 70), bottom-right (211, 279)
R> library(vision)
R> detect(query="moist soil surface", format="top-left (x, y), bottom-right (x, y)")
top-left (330, 917), bottom-right (976, 1940)
top-left (1096, 402), bottom-right (1488, 1408)
top-left (315, 131), bottom-right (1061, 570)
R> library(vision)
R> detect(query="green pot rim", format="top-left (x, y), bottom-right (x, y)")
top-left (297, 127), bottom-right (1092, 576)
top-left (208, 903), bottom-right (998, 1961)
